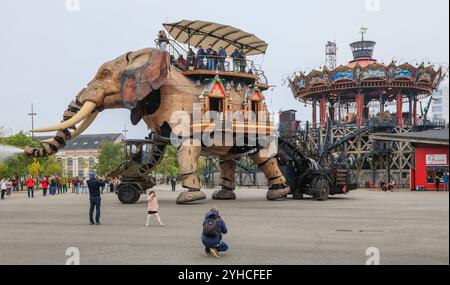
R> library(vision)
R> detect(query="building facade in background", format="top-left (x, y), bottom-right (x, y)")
top-left (34, 134), bottom-right (124, 178)
top-left (430, 87), bottom-right (449, 124)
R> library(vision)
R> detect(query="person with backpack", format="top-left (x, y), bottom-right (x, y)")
top-left (201, 208), bottom-right (229, 258)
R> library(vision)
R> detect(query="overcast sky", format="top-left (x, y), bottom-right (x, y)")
top-left (0, 0), bottom-right (448, 139)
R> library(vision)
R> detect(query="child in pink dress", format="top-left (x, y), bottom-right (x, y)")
top-left (146, 191), bottom-right (164, 227)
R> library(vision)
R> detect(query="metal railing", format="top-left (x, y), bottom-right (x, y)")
top-left (155, 39), bottom-right (268, 85)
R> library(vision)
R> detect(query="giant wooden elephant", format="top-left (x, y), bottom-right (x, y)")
top-left (24, 48), bottom-right (290, 204)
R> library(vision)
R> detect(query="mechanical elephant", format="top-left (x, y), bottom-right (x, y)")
top-left (25, 48), bottom-right (290, 204)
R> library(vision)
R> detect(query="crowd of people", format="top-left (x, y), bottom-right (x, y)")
top-left (0, 175), bottom-right (122, 200)
top-left (157, 30), bottom-right (250, 73)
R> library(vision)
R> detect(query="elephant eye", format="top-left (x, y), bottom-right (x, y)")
top-left (98, 69), bottom-right (112, 79)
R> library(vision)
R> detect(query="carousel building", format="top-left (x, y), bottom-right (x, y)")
top-left (288, 31), bottom-right (448, 188)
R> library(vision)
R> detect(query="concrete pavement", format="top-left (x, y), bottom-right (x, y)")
top-left (0, 187), bottom-right (448, 265)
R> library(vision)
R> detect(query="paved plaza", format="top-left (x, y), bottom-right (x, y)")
top-left (0, 187), bottom-right (448, 265)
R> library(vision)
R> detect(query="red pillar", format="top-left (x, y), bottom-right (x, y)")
top-left (397, 94), bottom-right (403, 127)
top-left (312, 101), bottom-right (317, 128)
top-left (356, 94), bottom-right (365, 128)
top-left (320, 98), bottom-right (327, 129)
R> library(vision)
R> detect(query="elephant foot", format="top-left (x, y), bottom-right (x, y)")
top-left (176, 190), bottom-right (206, 205)
top-left (212, 189), bottom-right (236, 200)
top-left (266, 184), bottom-right (291, 201)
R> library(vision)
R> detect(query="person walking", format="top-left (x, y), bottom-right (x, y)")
top-left (435, 176), bottom-right (441, 192)
top-left (201, 208), bottom-right (229, 258)
top-left (380, 180), bottom-right (386, 192)
top-left (50, 177), bottom-right (57, 195)
top-left (171, 176), bottom-right (177, 192)
top-left (87, 173), bottom-right (105, 225)
top-left (146, 191), bottom-right (164, 227)
top-left (74, 177), bottom-right (80, 194)
top-left (55, 177), bottom-right (60, 194)
top-left (41, 177), bottom-right (48, 197)
top-left (443, 172), bottom-right (449, 192)
top-left (61, 177), bottom-right (68, 194)
top-left (81, 177), bottom-right (88, 195)
top-left (1, 178), bottom-right (6, 200)
top-left (12, 178), bottom-right (18, 192)
top-left (26, 176), bottom-right (35, 198)
top-left (6, 179), bottom-right (12, 196)
top-left (103, 178), bottom-right (109, 195)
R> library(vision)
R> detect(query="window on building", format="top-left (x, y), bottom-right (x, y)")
top-left (426, 166), bottom-right (449, 183)
top-left (434, 98), bottom-right (443, 105)
top-left (88, 157), bottom-right (96, 172)
top-left (78, 157), bottom-right (87, 178)
top-left (432, 106), bottom-right (442, 113)
top-left (78, 169), bottom-right (85, 178)
top-left (433, 114), bottom-right (443, 120)
top-left (67, 158), bottom-right (74, 178)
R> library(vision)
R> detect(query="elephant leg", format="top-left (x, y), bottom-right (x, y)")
top-left (212, 158), bottom-right (237, 200)
top-left (175, 141), bottom-right (206, 205)
top-left (249, 151), bottom-right (291, 201)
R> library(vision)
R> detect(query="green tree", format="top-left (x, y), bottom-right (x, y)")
top-left (2, 154), bottom-right (29, 178)
top-left (0, 131), bottom-right (37, 148)
top-left (42, 157), bottom-right (63, 176)
top-left (96, 141), bottom-right (125, 176)
top-left (27, 161), bottom-right (43, 177)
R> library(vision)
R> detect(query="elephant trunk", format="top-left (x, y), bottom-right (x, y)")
top-left (24, 98), bottom-right (99, 158)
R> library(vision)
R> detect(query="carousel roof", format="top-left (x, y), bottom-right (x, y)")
top-left (288, 61), bottom-right (446, 104)
top-left (288, 33), bottom-right (448, 104)
top-left (163, 20), bottom-right (268, 56)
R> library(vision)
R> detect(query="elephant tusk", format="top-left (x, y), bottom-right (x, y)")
top-left (32, 101), bottom-right (97, 133)
top-left (70, 111), bottom-right (99, 139)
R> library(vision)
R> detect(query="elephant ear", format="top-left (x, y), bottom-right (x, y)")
top-left (121, 49), bottom-right (169, 110)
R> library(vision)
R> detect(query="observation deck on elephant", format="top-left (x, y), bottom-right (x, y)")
top-left (158, 20), bottom-right (270, 90)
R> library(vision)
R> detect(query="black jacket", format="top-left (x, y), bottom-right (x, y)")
top-left (87, 179), bottom-right (105, 198)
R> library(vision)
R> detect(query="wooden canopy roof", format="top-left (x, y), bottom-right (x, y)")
top-left (163, 20), bottom-right (268, 56)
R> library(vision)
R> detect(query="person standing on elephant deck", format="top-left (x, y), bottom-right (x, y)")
top-left (146, 191), bottom-right (164, 227)
top-left (87, 173), bottom-right (105, 225)
top-left (196, 46), bottom-right (206, 69)
top-left (157, 30), bottom-right (169, 50)
top-left (201, 208), bottom-right (229, 258)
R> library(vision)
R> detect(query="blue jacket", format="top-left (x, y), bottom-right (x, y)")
top-left (201, 211), bottom-right (228, 248)
top-left (218, 49), bottom-right (227, 59)
top-left (197, 49), bottom-right (206, 58)
top-left (87, 179), bottom-right (105, 198)
top-left (443, 174), bottom-right (449, 183)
